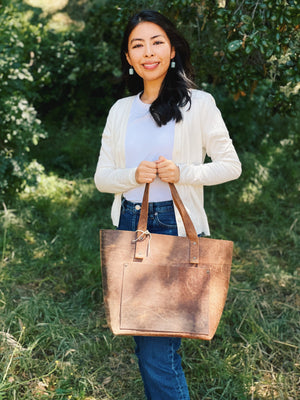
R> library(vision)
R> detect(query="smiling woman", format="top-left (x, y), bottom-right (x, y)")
top-left (126, 22), bottom-right (176, 103)
top-left (94, 9), bottom-right (241, 400)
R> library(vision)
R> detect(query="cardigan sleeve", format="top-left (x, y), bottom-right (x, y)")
top-left (94, 104), bottom-right (139, 194)
top-left (177, 93), bottom-right (242, 186)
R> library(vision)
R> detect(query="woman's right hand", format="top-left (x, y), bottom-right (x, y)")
top-left (135, 161), bottom-right (157, 184)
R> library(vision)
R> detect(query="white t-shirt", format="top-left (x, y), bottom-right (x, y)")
top-left (124, 94), bottom-right (175, 202)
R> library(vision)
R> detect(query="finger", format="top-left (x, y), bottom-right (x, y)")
top-left (143, 161), bottom-right (157, 169)
top-left (136, 170), bottom-right (157, 183)
top-left (157, 166), bottom-right (179, 183)
top-left (157, 165), bottom-right (174, 176)
top-left (156, 156), bottom-right (166, 165)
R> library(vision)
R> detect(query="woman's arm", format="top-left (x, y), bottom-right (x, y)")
top-left (177, 93), bottom-right (241, 186)
top-left (94, 109), bottom-right (139, 194)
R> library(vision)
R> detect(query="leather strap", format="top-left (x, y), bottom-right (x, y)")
top-left (136, 182), bottom-right (149, 232)
top-left (135, 183), bottom-right (199, 264)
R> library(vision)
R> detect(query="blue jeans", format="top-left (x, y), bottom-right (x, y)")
top-left (118, 199), bottom-right (190, 400)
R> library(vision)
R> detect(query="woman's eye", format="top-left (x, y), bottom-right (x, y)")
top-left (132, 43), bottom-right (143, 49)
top-left (153, 41), bottom-right (164, 45)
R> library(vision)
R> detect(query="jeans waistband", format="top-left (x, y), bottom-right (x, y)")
top-left (122, 198), bottom-right (174, 214)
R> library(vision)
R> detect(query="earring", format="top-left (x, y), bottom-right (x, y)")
top-left (171, 60), bottom-right (176, 69)
top-left (129, 67), bottom-right (134, 75)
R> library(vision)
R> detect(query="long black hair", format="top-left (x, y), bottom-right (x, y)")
top-left (121, 10), bottom-right (195, 127)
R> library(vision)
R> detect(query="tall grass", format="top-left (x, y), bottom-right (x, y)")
top-left (0, 123), bottom-right (299, 399)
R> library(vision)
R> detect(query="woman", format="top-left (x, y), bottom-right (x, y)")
top-left (95, 10), bottom-right (241, 400)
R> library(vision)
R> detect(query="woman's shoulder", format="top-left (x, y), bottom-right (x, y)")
top-left (190, 89), bottom-right (215, 104)
top-left (181, 90), bottom-right (218, 122)
top-left (109, 94), bottom-right (136, 114)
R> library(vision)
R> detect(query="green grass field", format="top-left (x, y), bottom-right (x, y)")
top-left (0, 125), bottom-right (299, 399)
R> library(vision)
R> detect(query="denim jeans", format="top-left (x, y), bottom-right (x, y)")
top-left (118, 198), bottom-right (190, 400)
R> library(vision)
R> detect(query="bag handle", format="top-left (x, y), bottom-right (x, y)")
top-left (134, 183), bottom-right (199, 264)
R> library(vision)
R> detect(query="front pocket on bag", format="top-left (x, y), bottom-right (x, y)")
top-left (119, 262), bottom-right (210, 335)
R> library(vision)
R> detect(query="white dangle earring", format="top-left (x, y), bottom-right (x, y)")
top-left (129, 67), bottom-right (134, 75)
top-left (171, 60), bottom-right (176, 69)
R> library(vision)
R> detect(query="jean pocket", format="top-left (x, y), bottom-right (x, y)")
top-left (154, 211), bottom-right (177, 229)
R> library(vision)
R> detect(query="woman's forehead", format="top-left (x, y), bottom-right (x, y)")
top-left (129, 22), bottom-right (168, 42)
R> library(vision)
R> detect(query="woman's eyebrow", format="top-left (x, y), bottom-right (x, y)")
top-left (130, 34), bottom-right (164, 44)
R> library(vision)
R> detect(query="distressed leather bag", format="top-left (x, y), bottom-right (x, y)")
top-left (100, 183), bottom-right (233, 340)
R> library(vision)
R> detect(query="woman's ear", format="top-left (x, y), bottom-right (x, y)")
top-left (171, 47), bottom-right (176, 60)
top-left (125, 53), bottom-right (132, 66)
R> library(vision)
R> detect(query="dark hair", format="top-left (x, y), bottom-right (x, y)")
top-left (121, 10), bottom-right (195, 126)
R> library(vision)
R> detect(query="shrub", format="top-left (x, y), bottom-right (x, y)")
top-left (0, 3), bottom-right (46, 197)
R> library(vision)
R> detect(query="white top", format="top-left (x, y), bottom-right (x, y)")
top-left (124, 94), bottom-right (175, 202)
top-left (94, 89), bottom-right (242, 236)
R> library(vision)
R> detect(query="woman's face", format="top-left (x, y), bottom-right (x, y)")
top-left (126, 22), bottom-right (175, 87)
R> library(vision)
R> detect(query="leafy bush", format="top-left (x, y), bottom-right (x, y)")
top-left (28, 1), bottom-right (123, 121)
top-left (0, 3), bottom-right (46, 197)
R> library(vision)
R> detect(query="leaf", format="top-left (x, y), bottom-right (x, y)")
top-left (228, 40), bottom-right (243, 53)
top-left (245, 45), bottom-right (252, 54)
top-left (241, 15), bottom-right (252, 25)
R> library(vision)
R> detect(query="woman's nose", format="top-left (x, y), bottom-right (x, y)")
top-left (144, 43), bottom-right (154, 57)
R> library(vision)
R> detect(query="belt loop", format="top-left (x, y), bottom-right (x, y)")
top-left (121, 197), bottom-right (125, 212)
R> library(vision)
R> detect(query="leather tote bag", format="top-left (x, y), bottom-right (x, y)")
top-left (100, 183), bottom-right (233, 340)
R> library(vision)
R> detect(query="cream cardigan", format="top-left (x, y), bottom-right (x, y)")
top-left (94, 89), bottom-right (242, 236)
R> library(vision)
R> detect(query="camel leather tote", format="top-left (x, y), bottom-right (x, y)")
top-left (100, 183), bottom-right (233, 340)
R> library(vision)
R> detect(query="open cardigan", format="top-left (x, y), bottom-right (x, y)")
top-left (94, 89), bottom-right (242, 236)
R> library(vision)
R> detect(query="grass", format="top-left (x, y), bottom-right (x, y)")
top-left (0, 122), bottom-right (299, 399)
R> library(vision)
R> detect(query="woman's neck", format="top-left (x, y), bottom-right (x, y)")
top-left (140, 81), bottom-right (162, 104)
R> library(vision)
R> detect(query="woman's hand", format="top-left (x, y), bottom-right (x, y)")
top-left (135, 161), bottom-right (157, 184)
top-left (156, 156), bottom-right (180, 183)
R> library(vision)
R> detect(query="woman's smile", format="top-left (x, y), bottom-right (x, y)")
top-left (143, 62), bottom-right (159, 70)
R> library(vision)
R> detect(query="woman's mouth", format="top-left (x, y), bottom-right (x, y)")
top-left (143, 62), bottom-right (159, 70)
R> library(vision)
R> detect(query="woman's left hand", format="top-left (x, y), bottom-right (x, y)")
top-left (156, 156), bottom-right (180, 183)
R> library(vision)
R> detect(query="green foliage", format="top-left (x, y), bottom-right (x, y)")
top-left (29, 1), bottom-right (124, 120)
top-left (0, 3), bottom-right (46, 197)
top-left (212, 0), bottom-right (299, 113)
